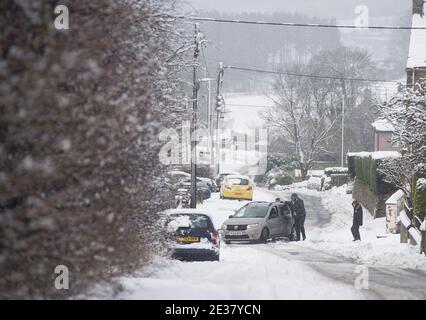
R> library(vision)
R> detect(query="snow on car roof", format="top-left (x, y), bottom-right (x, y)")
top-left (168, 170), bottom-right (190, 176)
top-left (226, 174), bottom-right (250, 180)
top-left (164, 208), bottom-right (214, 221)
top-left (218, 171), bottom-right (240, 175)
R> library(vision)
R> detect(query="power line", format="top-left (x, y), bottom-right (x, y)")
top-left (204, 56), bottom-right (403, 86)
top-left (177, 16), bottom-right (426, 30)
top-left (226, 103), bottom-right (272, 108)
top-left (226, 65), bottom-right (401, 84)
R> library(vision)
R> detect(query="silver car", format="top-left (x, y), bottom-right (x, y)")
top-left (221, 201), bottom-right (295, 244)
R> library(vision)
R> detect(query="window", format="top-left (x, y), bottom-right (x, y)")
top-left (269, 207), bottom-right (278, 219)
top-left (279, 204), bottom-right (290, 215)
top-left (391, 133), bottom-right (400, 147)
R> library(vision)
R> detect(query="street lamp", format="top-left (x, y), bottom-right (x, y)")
top-left (190, 78), bottom-right (215, 208)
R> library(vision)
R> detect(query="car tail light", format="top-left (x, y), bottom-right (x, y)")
top-left (247, 185), bottom-right (252, 190)
top-left (211, 228), bottom-right (219, 245)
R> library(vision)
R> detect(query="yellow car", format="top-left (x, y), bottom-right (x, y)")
top-left (220, 175), bottom-right (253, 201)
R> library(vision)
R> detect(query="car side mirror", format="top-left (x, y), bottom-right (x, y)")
top-left (228, 215), bottom-right (234, 219)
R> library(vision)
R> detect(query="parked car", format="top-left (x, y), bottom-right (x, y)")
top-left (199, 177), bottom-right (218, 193)
top-left (215, 171), bottom-right (240, 189)
top-left (167, 170), bottom-right (191, 190)
top-left (169, 173), bottom-right (212, 200)
top-left (220, 175), bottom-right (253, 201)
top-left (196, 180), bottom-right (212, 200)
top-left (221, 201), bottom-right (294, 244)
top-left (165, 209), bottom-right (220, 261)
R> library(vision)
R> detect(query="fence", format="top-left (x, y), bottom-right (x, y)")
top-left (400, 202), bottom-right (426, 255)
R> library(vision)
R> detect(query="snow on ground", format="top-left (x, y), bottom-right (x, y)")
top-left (106, 246), bottom-right (363, 300)
top-left (283, 185), bottom-right (426, 270)
top-left (84, 187), bottom-right (366, 300)
top-left (84, 183), bottom-right (425, 299)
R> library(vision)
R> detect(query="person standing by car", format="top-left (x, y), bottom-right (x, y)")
top-left (351, 200), bottom-right (363, 241)
top-left (291, 193), bottom-right (306, 241)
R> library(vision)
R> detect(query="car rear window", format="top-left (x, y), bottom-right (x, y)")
top-left (228, 178), bottom-right (249, 185)
top-left (168, 214), bottom-right (211, 230)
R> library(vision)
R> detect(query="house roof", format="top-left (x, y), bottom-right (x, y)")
top-left (407, 14), bottom-right (426, 69)
top-left (371, 119), bottom-right (395, 132)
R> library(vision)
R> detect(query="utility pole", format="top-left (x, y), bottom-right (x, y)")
top-left (215, 63), bottom-right (225, 175)
top-left (190, 24), bottom-right (201, 208)
top-left (341, 80), bottom-right (346, 167)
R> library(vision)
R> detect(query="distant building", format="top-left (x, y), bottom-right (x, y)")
top-left (406, 0), bottom-right (426, 88)
top-left (371, 119), bottom-right (400, 152)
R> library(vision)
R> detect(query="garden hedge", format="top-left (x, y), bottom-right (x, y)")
top-left (348, 154), bottom-right (396, 196)
top-left (413, 176), bottom-right (426, 220)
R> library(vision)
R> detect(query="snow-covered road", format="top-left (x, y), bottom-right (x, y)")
top-left (88, 188), bottom-right (426, 300)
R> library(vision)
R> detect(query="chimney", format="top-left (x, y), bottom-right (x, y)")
top-left (413, 0), bottom-right (425, 16)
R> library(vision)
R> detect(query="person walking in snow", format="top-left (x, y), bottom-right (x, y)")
top-left (291, 193), bottom-right (306, 241)
top-left (351, 200), bottom-right (363, 241)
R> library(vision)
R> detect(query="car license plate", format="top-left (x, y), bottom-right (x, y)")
top-left (177, 236), bottom-right (199, 243)
top-left (228, 231), bottom-right (243, 236)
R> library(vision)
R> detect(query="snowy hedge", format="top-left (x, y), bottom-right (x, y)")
top-left (413, 177), bottom-right (426, 220)
top-left (0, 0), bottom-right (184, 298)
top-left (324, 167), bottom-right (348, 176)
top-left (348, 153), bottom-right (396, 195)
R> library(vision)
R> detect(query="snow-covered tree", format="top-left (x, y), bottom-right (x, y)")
top-left (378, 80), bottom-right (426, 174)
top-left (377, 80), bottom-right (426, 203)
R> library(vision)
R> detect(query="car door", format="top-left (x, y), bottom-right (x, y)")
top-left (279, 204), bottom-right (293, 236)
top-left (266, 206), bottom-right (280, 236)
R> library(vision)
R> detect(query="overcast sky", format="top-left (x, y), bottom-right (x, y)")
top-left (183, 0), bottom-right (411, 20)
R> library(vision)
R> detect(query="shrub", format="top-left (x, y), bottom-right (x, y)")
top-left (273, 174), bottom-right (294, 186)
top-left (414, 177), bottom-right (426, 220)
top-left (352, 155), bottom-right (396, 196)
top-left (347, 155), bottom-right (356, 178)
top-left (0, 0), bottom-right (181, 298)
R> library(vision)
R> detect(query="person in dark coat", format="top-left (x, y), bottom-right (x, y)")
top-left (291, 193), bottom-right (306, 241)
top-left (351, 200), bottom-right (363, 241)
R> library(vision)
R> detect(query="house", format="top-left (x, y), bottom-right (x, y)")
top-left (406, 0), bottom-right (426, 88)
top-left (371, 119), bottom-right (400, 152)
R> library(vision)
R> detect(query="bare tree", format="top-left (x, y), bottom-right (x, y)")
top-left (263, 65), bottom-right (340, 179)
